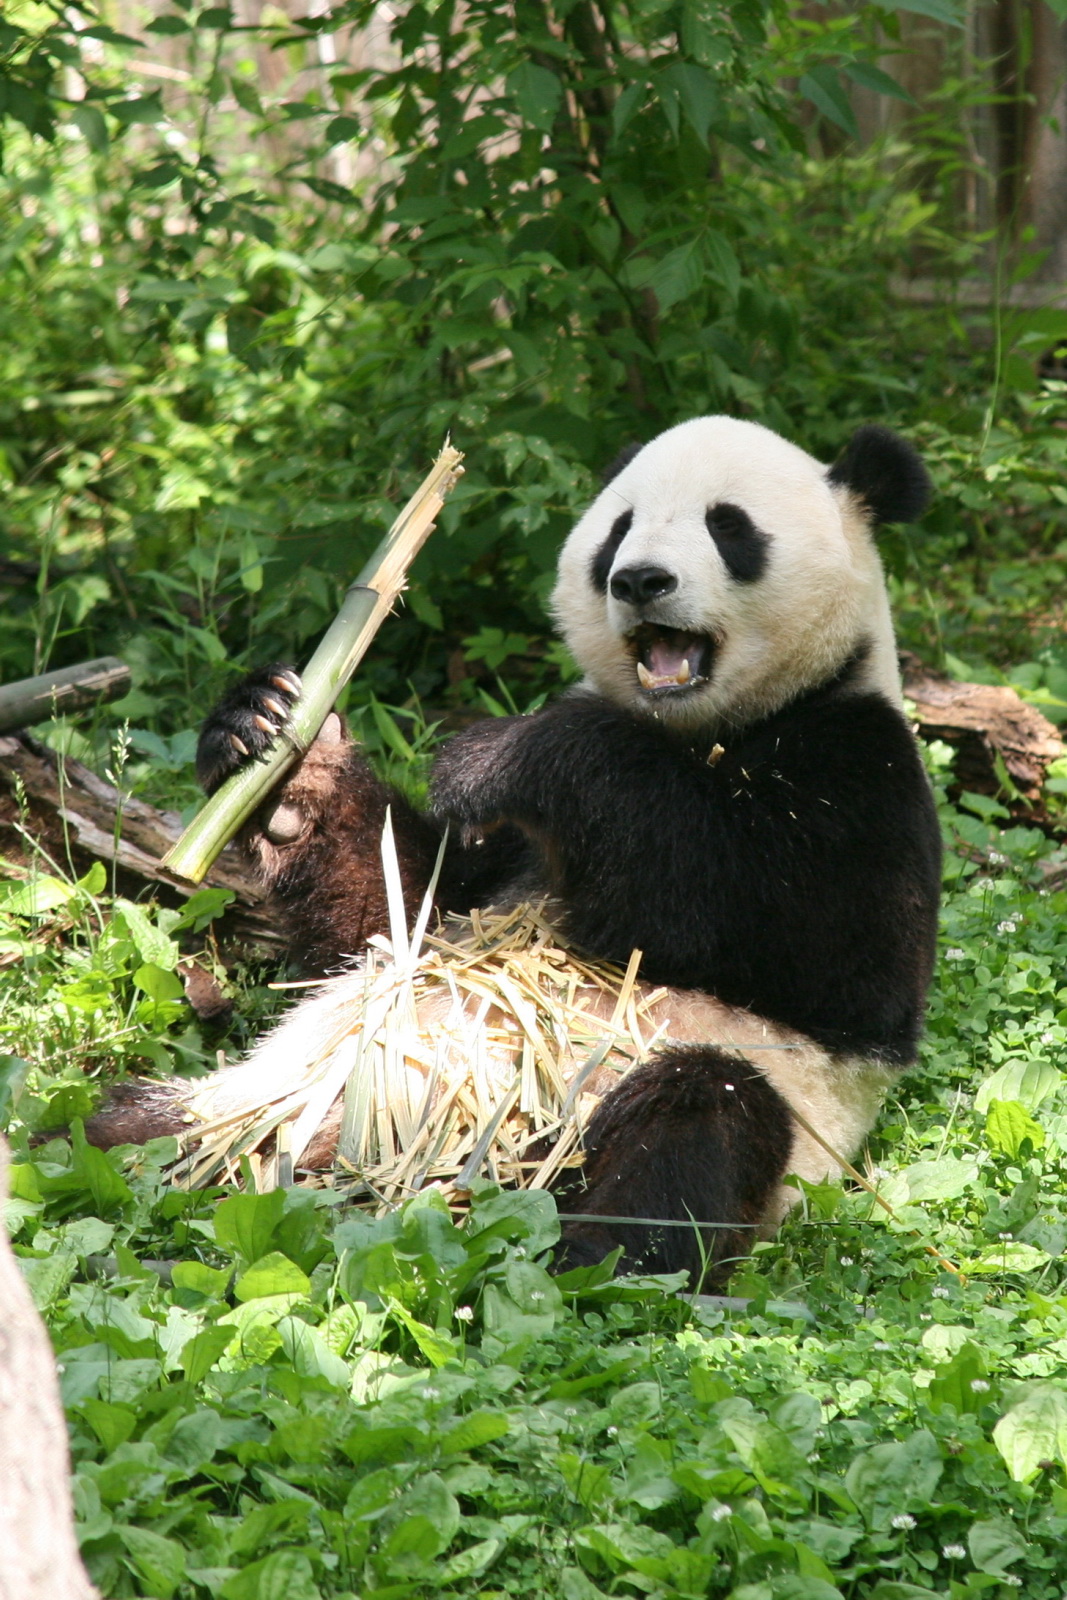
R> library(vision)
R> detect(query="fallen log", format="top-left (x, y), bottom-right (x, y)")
top-left (0, 658), bottom-right (131, 734)
top-left (0, 732), bottom-right (281, 952)
top-left (901, 653), bottom-right (1064, 800)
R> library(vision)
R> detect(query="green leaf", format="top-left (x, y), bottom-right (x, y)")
top-left (179, 1325), bottom-right (234, 1383)
top-left (926, 1341), bottom-right (989, 1414)
top-left (220, 1550), bottom-right (321, 1600)
top-left (967, 1516), bottom-right (1029, 1575)
top-left (844, 1429), bottom-right (942, 1529)
top-left (172, 1260), bottom-right (232, 1298)
top-left (438, 1410), bottom-right (510, 1453)
top-left (971, 1240), bottom-right (1049, 1274)
top-left (2, 874), bottom-right (76, 916)
top-left (612, 81), bottom-right (645, 140)
top-left (276, 1315), bottom-right (350, 1387)
top-left (797, 67), bottom-right (858, 138)
top-left (985, 1098), bottom-right (1045, 1158)
top-left (118, 899), bottom-right (180, 968)
top-left (119, 1525), bottom-right (186, 1599)
top-left (234, 1251), bottom-right (311, 1302)
top-left (843, 61), bottom-right (913, 102)
top-left (134, 963), bottom-right (184, 1002)
top-left (214, 1189), bottom-right (285, 1262)
top-left (508, 63), bottom-right (562, 133)
top-left (975, 1059), bottom-right (1062, 1113)
top-left (80, 1399), bottom-right (138, 1451)
top-left (71, 103), bottom-right (109, 150)
top-left (880, 0), bottom-right (965, 25)
top-left (659, 61), bottom-right (719, 145)
top-left (993, 1385), bottom-right (1067, 1480)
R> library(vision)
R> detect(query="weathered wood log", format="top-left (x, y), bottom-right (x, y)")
top-left (0, 732), bottom-right (281, 950)
top-left (0, 1134), bottom-right (100, 1600)
top-left (902, 654), bottom-right (1065, 799)
top-left (0, 658), bottom-right (131, 734)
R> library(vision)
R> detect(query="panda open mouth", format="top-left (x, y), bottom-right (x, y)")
top-left (627, 624), bottom-right (716, 694)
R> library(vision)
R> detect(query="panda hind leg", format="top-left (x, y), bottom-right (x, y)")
top-left (553, 1047), bottom-right (794, 1288)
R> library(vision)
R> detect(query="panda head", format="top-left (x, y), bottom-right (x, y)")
top-left (551, 416), bottom-right (930, 734)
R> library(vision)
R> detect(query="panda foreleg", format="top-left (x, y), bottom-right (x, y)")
top-left (196, 663), bottom-right (447, 969)
top-left (553, 1046), bottom-right (794, 1287)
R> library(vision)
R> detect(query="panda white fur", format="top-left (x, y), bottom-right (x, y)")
top-left (88, 417), bottom-right (941, 1284)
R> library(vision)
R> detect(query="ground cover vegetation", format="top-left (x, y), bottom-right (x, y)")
top-left (4, 0), bottom-right (1067, 1593)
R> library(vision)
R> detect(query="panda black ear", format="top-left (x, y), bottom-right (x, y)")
top-left (601, 441), bottom-right (644, 487)
top-left (827, 426), bottom-right (931, 526)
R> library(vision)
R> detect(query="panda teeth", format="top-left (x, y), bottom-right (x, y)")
top-left (677, 657), bottom-right (691, 685)
top-left (636, 661), bottom-right (655, 690)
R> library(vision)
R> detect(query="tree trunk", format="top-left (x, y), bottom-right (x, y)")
top-left (0, 1135), bottom-right (99, 1600)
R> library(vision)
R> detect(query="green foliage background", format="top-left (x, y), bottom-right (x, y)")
top-left (5, 0), bottom-right (1067, 1595)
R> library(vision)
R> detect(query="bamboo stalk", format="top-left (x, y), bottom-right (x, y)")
top-left (0, 657), bottom-right (130, 733)
top-left (162, 444), bottom-right (464, 883)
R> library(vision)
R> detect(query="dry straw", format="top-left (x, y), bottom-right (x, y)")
top-left (165, 815), bottom-right (666, 1198)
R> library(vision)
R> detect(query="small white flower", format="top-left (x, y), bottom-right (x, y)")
top-left (710, 1504), bottom-right (732, 1522)
top-left (1002, 1576), bottom-right (1022, 1587)
top-left (989, 850), bottom-right (1007, 865)
top-left (920, 1313), bottom-right (932, 1322)
top-left (606, 1425), bottom-right (618, 1436)
top-left (891, 1513), bottom-right (917, 1531)
top-left (840, 1256), bottom-right (854, 1266)
top-left (873, 1341), bottom-right (892, 1351)
top-left (514, 1246), bottom-right (527, 1258)
top-left (1041, 1031), bottom-right (1056, 1045)
top-left (970, 1378), bottom-right (990, 1392)
top-left (997, 920), bottom-right (1018, 935)
top-left (455, 1305), bottom-right (474, 1322)
top-left (807, 1451), bottom-right (820, 1463)
top-left (999, 1232), bottom-right (1012, 1241)
top-left (564, 1406), bottom-right (577, 1417)
top-left (421, 1386), bottom-right (441, 1400)
top-left (932, 1286), bottom-right (950, 1299)
top-left (942, 1544), bottom-right (966, 1561)
top-left (945, 948), bottom-right (967, 961)
top-left (530, 1290), bottom-right (545, 1303)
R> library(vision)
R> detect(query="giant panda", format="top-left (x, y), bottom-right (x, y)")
top-left (88, 416), bottom-right (941, 1283)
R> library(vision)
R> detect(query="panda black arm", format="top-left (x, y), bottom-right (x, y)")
top-left (430, 688), bottom-right (941, 1061)
top-left (195, 664), bottom-right (528, 970)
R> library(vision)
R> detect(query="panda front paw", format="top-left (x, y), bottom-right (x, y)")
top-left (196, 662), bottom-right (302, 794)
top-left (429, 715), bottom-right (527, 830)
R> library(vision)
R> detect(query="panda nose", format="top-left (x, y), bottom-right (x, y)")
top-left (609, 565), bottom-right (678, 605)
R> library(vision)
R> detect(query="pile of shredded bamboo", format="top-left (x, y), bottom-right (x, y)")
top-left (167, 822), bottom-right (670, 1197)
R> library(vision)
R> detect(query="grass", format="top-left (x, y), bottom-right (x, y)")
top-left (4, 725), bottom-right (1067, 1598)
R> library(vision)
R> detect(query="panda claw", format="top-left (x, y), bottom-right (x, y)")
top-left (272, 671), bottom-right (302, 697)
top-left (229, 733), bottom-right (250, 757)
top-left (261, 695), bottom-right (288, 719)
top-left (252, 714), bottom-right (277, 736)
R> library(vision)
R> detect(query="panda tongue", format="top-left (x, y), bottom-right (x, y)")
top-left (645, 637), bottom-right (693, 688)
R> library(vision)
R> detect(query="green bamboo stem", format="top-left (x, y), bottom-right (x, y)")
top-left (162, 444), bottom-right (465, 883)
top-left (0, 657), bottom-right (130, 734)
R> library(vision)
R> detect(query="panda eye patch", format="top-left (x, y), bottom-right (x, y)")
top-left (705, 502), bottom-right (768, 583)
top-left (591, 509), bottom-right (634, 593)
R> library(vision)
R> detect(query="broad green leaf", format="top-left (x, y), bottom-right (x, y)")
top-left (214, 1189), bottom-right (285, 1261)
top-left (508, 63), bottom-right (562, 133)
top-left (438, 1410), bottom-right (511, 1454)
top-left (220, 1550), bottom-right (321, 1600)
top-left (798, 67), bottom-right (858, 138)
top-left (975, 1059), bottom-right (1062, 1112)
top-left (985, 1098), bottom-right (1045, 1157)
top-left (119, 1525), bottom-right (186, 1599)
top-left (926, 1341), bottom-right (989, 1414)
top-left (276, 1315), bottom-right (350, 1387)
top-left (968, 1515), bottom-right (1028, 1574)
top-left (179, 1325), bottom-right (233, 1384)
top-left (993, 1385), bottom-right (1067, 1480)
top-left (234, 1251), bottom-right (311, 1302)
top-left (2, 874), bottom-right (76, 916)
top-left (116, 899), bottom-right (180, 968)
top-left (80, 1399), bottom-right (138, 1452)
top-left (658, 61), bottom-right (719, 145)
top-left (172, 1260), bottom-right (232, 1298)
top-left (881, 0), bottom-right (965, 25)
top-left (843, 61), bottom-right (913, 102)
top-left (971, 1241), bottom-right (1049, 1274)
top-left (844, 1429), bottom-right (942, 1528)
top-left (134, 963), bottom-right (184, 1002)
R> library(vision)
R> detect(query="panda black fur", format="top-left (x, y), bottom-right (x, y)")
top-left (89, 417), bottom-right (941, 1284)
